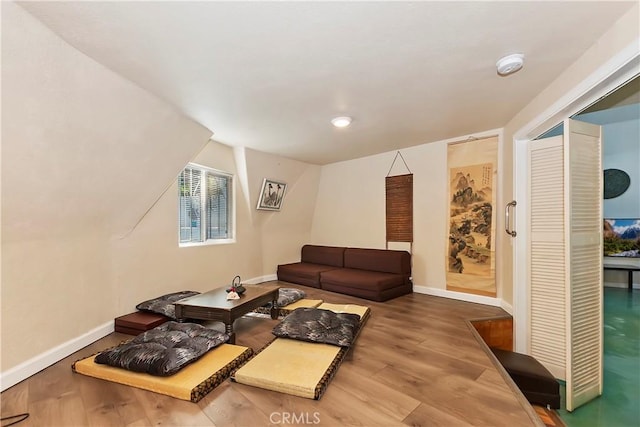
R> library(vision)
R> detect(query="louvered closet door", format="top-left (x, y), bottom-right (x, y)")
top-left (563, 118), bottom-right (602, 411)
top-left (528, 136), bottom-right (567, 380)
top-left (527, 120), bottom-right (603, 412)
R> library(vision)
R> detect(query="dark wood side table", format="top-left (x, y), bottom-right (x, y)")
top-left (603, 263), bottom-right (639, 292)
top-left (174, 284), bottom-right (280, 344)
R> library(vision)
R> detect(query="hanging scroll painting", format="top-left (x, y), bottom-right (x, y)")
top-left (446, 136), bottom-right (498, 297)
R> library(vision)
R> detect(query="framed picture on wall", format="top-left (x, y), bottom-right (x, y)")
top-left (257, 178), bottom-right (287, 211)
top-left (603, 218), bottom-right (640, 257)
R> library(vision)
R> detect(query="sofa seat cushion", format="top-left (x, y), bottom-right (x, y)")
top-left (279, 263), bottom-right (338, 279)
top-left (321, 268), bottom-right (405, 291)
top-left (278, 263), bottom-right (341, 288)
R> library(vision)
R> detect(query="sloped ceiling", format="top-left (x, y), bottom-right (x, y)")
top-left (18, 1), bottom-right (636, 165)
top-left (2, 2), bottom-right (212, 241)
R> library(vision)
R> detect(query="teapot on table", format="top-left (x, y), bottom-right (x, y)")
top-left (226, 275), bottom-right (246, 295)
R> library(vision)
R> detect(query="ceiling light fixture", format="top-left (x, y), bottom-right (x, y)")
top-left (331, 116), bottom-right (352, 128)
top-left (496, 53), bottom-right (524, 76)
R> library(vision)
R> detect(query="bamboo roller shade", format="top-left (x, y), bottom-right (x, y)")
top-left (385, 174), bottom-right (413, 242)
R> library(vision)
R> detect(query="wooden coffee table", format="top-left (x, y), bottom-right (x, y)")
top-left (174, 284), bottom-right (280, 344)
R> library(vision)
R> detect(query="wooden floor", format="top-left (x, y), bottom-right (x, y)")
top-left (1, 282), bottom-right (542, 426)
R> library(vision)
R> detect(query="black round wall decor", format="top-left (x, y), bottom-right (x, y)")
top-left (603, 168), bottom-right (630, 199)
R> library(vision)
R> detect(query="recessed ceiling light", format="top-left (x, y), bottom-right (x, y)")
top-left (496, 53), bottom-right (524, 76)
top-left (331, 116), bottom-right (352, 128)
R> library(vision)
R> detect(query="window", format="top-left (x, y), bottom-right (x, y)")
top-left (178, 163), bottom-right (233, 245)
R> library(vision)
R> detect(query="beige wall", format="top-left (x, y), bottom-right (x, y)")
top-left (1, 2), bottom-right (321, 373)
top-left (1, 2), bottom-right (210, 370)
top-left (311, 131), bottom-right (505, 294)
top-left (111, 142), bottom-right (259, 313)
top-left (241, 148), bottom-right (321, 271)
top-left (112, 144), bottom-right (321, 313)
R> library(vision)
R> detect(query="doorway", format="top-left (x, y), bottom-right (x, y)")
top-left (512, 52), bottom-right (639, 412)
top-left (513, 57), bottom-right (639, 355)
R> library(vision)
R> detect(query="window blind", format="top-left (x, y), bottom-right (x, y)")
top-left (178, 164), bottom-right (233, 244)
top-left (179, 167), bottom-right (203, 243)
top-left (206, 173), bottom-right (230, 239)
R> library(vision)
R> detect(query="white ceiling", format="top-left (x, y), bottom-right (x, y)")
top-left (18, 1), bottom-right (635, 165)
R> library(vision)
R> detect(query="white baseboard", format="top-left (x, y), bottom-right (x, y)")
top-left (1, 320), bottom-right (114, 392)
top-left (1, 274), bottom-right (280, 392)
top-left (244, 274), bottom-right (277, 284)
top-left (413, 285), bottom-right (503, 308)
top-left (4, 276), bottom-right (517, 392)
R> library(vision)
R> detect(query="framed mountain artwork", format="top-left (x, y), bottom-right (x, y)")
top-left (603, 218), bottom-right (640, 257)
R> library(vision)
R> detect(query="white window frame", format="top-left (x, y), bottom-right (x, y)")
top-left (178, 163), bottom-right (235, 247)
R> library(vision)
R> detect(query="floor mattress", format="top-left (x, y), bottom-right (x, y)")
top-left (73, 343), bottom-right (253, 402)
top-left (233, 303), bottom-right (370, 399)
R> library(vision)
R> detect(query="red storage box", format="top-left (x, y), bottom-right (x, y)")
top-left (114, 311), bottom-right (170, 335)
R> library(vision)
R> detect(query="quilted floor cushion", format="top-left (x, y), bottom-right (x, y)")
top-left (95, 321), bottom-right (228, 376)
top-left (232, 303), bottom-right (370, 400)
top-left (73, 344), bottom-right (253, 402)
top-left (254, 298), bottom-right (324, 317)
top-left (272, 308), bottom-right (361, 347)
top-left (136, 290), bottom-right (200, 319)
top-left (261, 288), bottom-right (307, 309)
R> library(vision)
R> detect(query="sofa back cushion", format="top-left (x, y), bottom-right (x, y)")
top-left (344, 248), bottom-right (411, 275)
top-left (301, 245), bottom-right (345, 267)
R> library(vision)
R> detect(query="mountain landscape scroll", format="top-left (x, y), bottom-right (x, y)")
top-left (446, 136), bottom-right (498, 297)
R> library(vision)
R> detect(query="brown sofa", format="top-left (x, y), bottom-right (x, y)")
top-left (277, 245), bottom-right (412, 302)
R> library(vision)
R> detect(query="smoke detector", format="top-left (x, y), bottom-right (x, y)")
top-left (496, 53), bottom-right (524, 76)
